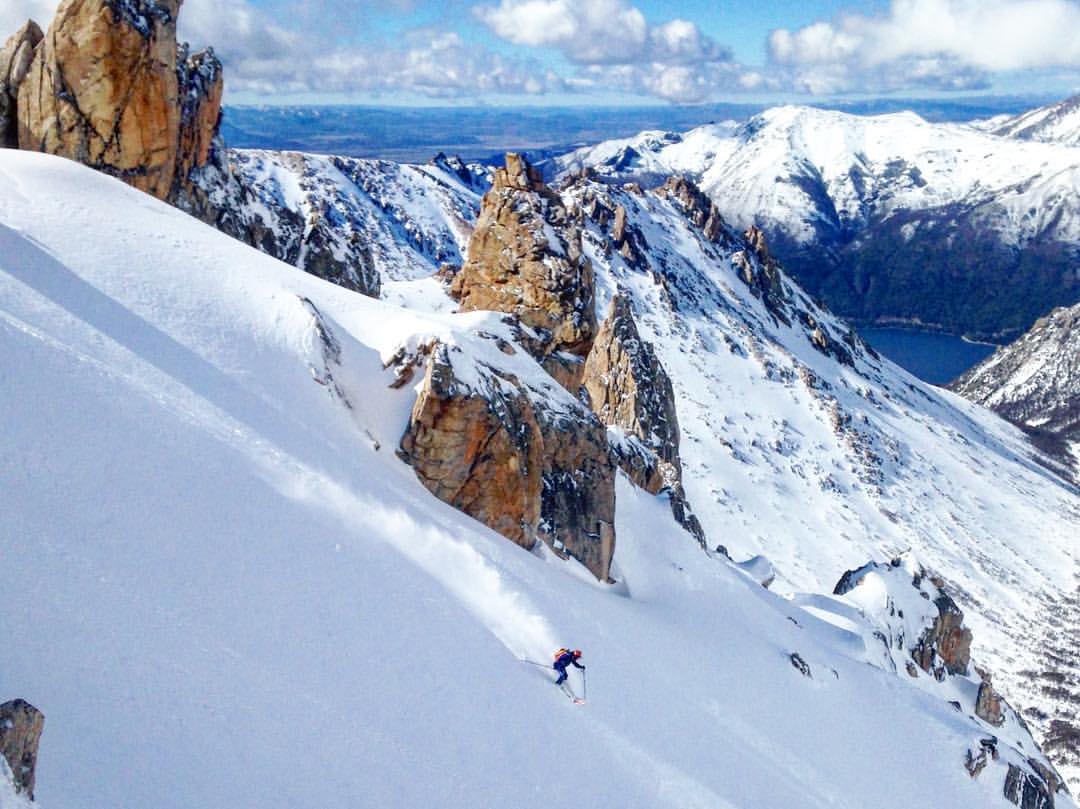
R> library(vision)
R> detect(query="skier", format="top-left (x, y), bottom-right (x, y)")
top-left (553, 648), bottom-right (585, 686)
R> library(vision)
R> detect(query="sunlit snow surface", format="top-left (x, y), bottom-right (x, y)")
top-left (1, 151), bottom-right (1078, 807)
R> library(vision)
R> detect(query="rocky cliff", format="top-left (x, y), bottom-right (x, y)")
top-left (398, 336), bottom-right (616, 581)
top-left (583, 293), bottom-right (704, 543)
top-left (17, 0), bottom-right (188, 199)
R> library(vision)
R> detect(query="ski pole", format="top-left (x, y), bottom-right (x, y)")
top-left (582, 668), bottom-right (587, 701)
top-left (520, 658), bottom-right (550, 669)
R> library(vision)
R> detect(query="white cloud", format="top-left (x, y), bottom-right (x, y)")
top-left (770, 0), bottom-right (1080, 92)
top-left (0, 0), bottom-right (56, 39)
top-left (473, 0), bottom-right (759, 100)
top-left (177, 0), bottom-right (559, 98)
top-left (474, 0), bottom-right (648, 64)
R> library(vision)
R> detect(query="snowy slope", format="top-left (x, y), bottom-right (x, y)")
top-left (231, 149), bottom-right (485, 286)
top-left (993, 95), bottom-right (1080, 146)
top-left (952, 303), bottom-right (1080, 484)
top-left (3, 151), bottom-right (1075, 808)
top-left (565, 177), bottom-right (1080, 788)
top-left (551, 106), bottom-right (1080, 339)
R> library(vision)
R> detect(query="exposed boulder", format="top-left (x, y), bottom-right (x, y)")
top-left (911, 581), bottom-right (972, 678)
top-left (0, 699), bottom-right (44, 800)
top-left (452, 153), bottom-right (596, 364)
top-left (399, 339), bottom-right (616, 581)
top-left (834, 556), bottom-right (972, 678)
top-left (18, 0), bottom-right (186, 199)
top-left (1004, 761), bottom-right (1056, 809)
top-left (964, 737), bottom-right (999, 778)
top-left (0, 20), bottom-right (43, 148)
top-left (789, 652), bottom-right (812, 677)
top-left (977, 676), bottom-right (1006, 726)
top-left (582, 293), bottom-right (705, 544)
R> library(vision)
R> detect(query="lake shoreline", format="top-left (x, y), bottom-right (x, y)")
top-left (857, 326), bottom-right (999, 386)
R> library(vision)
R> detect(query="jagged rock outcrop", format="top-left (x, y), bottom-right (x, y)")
top-left (0, 699), bottom-right (44, 800)
top-left (965, 737), bottom-right (999, 778)
top-left (399, 340), bottom-right (616, 581)
top-left (834, 557), bottom-right (973, 679)
top-left (655, 176), bottom-right (728, 244)
top-left (0, 21), bottom-right (42, 148)
top-left (734, 224), bottom-right (789, 318)
top-left (17, 0), bottom-right (186, 199)
top-left (583, 294), bottom-right (681, 489)
top-left (582, 293), bottom-right (705, 543)
top-left (831, 558), bottom-right (1073, 801)
top-left (452, 153), bottom-right (596, 367)
top-left (170, 42), bottom-right (224, 210)
top-left (910, 576), bottom-right (972, 679)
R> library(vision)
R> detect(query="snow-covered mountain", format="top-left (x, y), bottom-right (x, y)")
top-left (952, 303), bottom-right (1080, 482)
top-left (227, 150), bottom-right (486, 291)
top-left (4, 145), bottom-right (1079, 806)
top-left (993, 95), bottom-right (1080, 147)
top-left (550, 105), bottom-right (1080, 341)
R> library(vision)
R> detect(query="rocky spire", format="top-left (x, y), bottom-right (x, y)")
top-left (452, 153), bottom-right (597, 359)
top-left (582, 293), bottom-right (705, 544)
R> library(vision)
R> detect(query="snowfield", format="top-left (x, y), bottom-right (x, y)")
top-left (1, 151), bottom-right (1078, 808)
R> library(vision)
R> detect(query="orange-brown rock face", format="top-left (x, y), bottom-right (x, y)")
top-left (17, 0), bottom-right (184, 200)
top-left (582, 293), bottom-right (705, 544)
top-left (452, 153), bottom-right (596, 359)
top-left (400, 341), bottom-right (616, 581)
top-left (0, 20), bottom-right (43, 147)
top-left (583, 293), bottom-right (681, 490)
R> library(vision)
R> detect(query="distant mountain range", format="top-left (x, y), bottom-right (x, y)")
top-left (218, 95), bottom-right (1056, 165)
top-left (991, 94), bottom-right (1080, 146)
top-left (550, 104), bottom-right (1080, 342)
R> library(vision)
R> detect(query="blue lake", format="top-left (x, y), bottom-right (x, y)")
top-left (858, 328), bottom-right (999, 386)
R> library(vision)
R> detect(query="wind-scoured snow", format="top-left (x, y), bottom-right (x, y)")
top-left (4, 151), bottom-right (1077, 808)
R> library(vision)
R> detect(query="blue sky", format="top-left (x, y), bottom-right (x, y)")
top-left (4, 0), bottom-right (1079, 104)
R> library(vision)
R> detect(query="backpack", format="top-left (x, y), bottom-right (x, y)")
top-left (553, 648), bottom-right (570, 661)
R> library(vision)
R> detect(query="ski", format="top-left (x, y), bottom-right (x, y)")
top-left (558, 682), bottom-right (585, 704)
